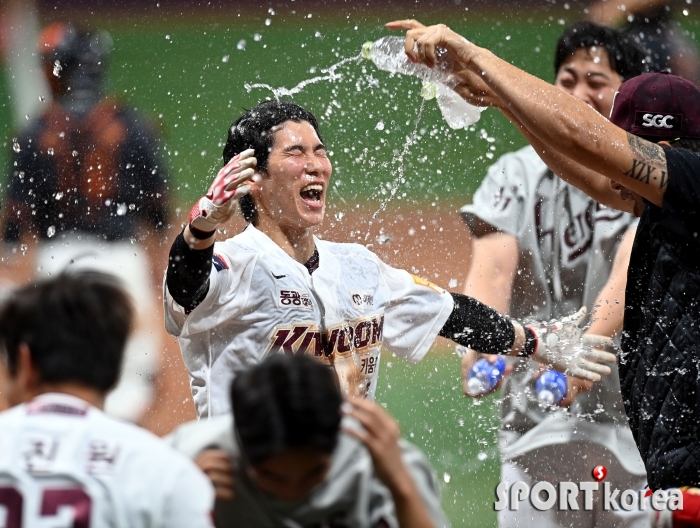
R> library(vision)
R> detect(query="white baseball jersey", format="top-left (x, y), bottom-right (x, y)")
top-left (164, 225), bottom-right (453, 418)
top-left (167, 414), bottom-right (450, 528)
top-left (0, 393), bottom-right (214, 528)
top-left (461, 145), bottom-right (644, 475)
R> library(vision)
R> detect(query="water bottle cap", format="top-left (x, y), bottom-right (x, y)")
top-left (466, 376), bottom-right (485, 396)
top-left (361, 41), bottom-right (374, 60)
top-left (538, 390), bottom-right (555, 406)
top-left (421, 81), bottom-right (437, 100)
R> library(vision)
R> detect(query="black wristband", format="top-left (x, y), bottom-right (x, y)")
top-left (188, 224), bottom-right (216, 240)
top-left (519, 326), bottom-right (538, 358)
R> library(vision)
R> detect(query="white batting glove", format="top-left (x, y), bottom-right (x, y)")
top-left (188, 149), bottom-right (257, 233)
top-left (528, 308), bottom-right (617, 382)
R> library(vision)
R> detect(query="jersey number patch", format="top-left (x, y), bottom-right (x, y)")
top-left (0, 486), bottom-right (91, 527)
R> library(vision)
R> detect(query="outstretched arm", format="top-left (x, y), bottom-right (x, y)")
top-left (387, 20), bottom-right (671, 208)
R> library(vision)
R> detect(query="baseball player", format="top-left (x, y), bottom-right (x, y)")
top-left (164, 99), bottom-right (615, 418)
top-left (1, 23), bottom-right (170, 422)
top-left (169, 354), bottom-right (449, 528)
top-left (0, 271), bottom-right (213, 527)
top-left (457, 22), bottom-right (648, 527)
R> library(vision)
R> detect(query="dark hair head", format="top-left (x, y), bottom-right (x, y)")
top-left (38, 22), bottom-right (112, 99)
top-left (555, 21), bottom-right (648, 81)
top-left (0, 271), bottom-right (133, 392)
top-left (231, 354), bottom-right (342, 466)
top-left (223, 100), bottom-right (323, 223)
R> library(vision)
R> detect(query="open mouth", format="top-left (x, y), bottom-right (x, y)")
top-left (300, 183), bottom-right (324, 203)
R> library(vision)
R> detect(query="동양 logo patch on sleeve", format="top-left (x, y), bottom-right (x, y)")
top-left (278, 289), bottom-right (313, 309)
top-left (212, 254), bottom-right (229, 272)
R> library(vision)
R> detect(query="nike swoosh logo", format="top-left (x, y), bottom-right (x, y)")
top-left (271, 273), bottom-right (287, 279)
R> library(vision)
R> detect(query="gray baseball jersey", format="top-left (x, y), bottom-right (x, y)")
top-left (164, 225), bottom-right (453, 418)
top-left (461, 145), bottom-right (644, 474)
top-left (0, 393), bottom-right (214, 528)
top-left (167, 414), bottom-right (450, 528)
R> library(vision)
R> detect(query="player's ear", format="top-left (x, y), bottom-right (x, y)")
top-left (16, 343), bottom-right (42, 393)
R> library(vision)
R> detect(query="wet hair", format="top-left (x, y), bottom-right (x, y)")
top-left (0, 271), bottom-right (132, 392)
top-left (222, 100), bottom-right (324, 223)
top-left (230, 354), bottom-right (342, 466)
top-left (554, 21), bottom-right (648, 81)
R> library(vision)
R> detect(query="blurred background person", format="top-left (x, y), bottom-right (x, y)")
top-left (168, 354), bottom-right (449, 528)
top-left (587, 0), bottom-right (700, 81)
top-left (0, 21), bottom-right (171, 422)
top-left (458, 22), bottom-right (649, 527)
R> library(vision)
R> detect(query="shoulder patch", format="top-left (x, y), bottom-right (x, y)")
top-left (410, 274), bottom-right (445, 294)
top-left (212, 254), bottom-right (229, 272)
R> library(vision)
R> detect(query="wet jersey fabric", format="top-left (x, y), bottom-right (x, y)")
top-left (461, 145), bottom-right (644, 473)
top-left (168, 414), bottom-right (450, 528)
top-left (164, 225), bottom-right (453, 418)
top-left (621, 146), bottom-right (700, 489)
top-left (0, 393), bottom-right (214, 528)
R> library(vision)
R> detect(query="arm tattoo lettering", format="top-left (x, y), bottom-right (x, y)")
top-left (626, 133), bottom-right (669, 189)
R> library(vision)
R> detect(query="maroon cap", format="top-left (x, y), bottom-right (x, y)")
top-left (610, 72), bottom-right (700, 140)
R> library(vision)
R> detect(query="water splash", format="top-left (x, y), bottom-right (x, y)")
top-left (244, 55), bottom-right (361, 99)
top-left (364, 98), bottom-right (426, 239)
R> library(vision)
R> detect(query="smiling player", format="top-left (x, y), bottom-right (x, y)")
top-left (164, 100), bottom-right (615, 418)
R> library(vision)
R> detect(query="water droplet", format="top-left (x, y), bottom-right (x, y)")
top-left (25, 114), bottom-right (30, 121)
top-left (477, 451), bottom-right (488, 461)
top-left (237, 40), bottom-right (246, 50)
top-left (54, 192), bottom-right (64, 201)
top-left (443, 473), bottom-right (451, 483)
top-left (253, 33), bottom-right (262, 42)
top-left (375, 121), bottom-right (385, 131)
top-left (222, 55), bottom-right (229, 63)
top-left (47, 148), bottom-right (54, 156)
top-left (47, 226), bottom-right (56, 238)
top-left (72, 150), bottom-right (78, 157)
top-left (448, 278), bottom-right (458, 288)
top-left (12, 140), bottom-right (20, 153)
top-left (265, 18), bottom-right (271, 26)
top-left (52, 60), bottom-right (62, 77)
top-left (116, 203), bottom-right (128, 216)
top-left (39, 95), bottom-right (46, 102)
top-left (128, 203), bottom-right (136, 211)
top-left (165, 34), bottom-right (171, 40)
top-left (200, 150), bottom-right (207, 156)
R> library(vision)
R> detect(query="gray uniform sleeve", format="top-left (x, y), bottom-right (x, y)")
top-left (460, 149), bottom-right (533, 237)
top-left (397, 440), bottom-right (452, 528)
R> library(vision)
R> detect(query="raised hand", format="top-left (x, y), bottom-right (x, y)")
top-left (188, 148), bottom-right (257, 235)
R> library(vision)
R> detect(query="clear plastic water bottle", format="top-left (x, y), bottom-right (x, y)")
top-left (362, 36), bottom-right (485, 129)
top-left (466, 356), bottom-right (506, 396)
top-left (536, 370), bottom-right (567, 406)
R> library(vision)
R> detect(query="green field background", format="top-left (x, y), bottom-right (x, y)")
top-left (1, 5), bottom-right (699, 526)
top-left (0, 7), bottom-right (622, 205)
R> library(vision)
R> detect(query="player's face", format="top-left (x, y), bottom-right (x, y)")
top-left (247, 446), bottom-right (332, 502)
top-left (554, 47), bottom-right (624, 117)
top-left (253, 120), bottom-right (332, 230)
top-left (610, 179), bottom-right (645, 217)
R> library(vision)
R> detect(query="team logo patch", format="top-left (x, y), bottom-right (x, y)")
top-left (635, 111), bottom-right (683, 131)
top-left (279, 289), bottom-right (313, 309)
top-left (212, 254), bottom-right (229, 272)
top-left (350, 290), bottom-right (374, 310)
top-left (410, 274), bottom-right (444, 294)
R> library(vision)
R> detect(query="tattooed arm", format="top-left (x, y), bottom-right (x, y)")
top-left (387, 21), bottom-right (671, 208)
